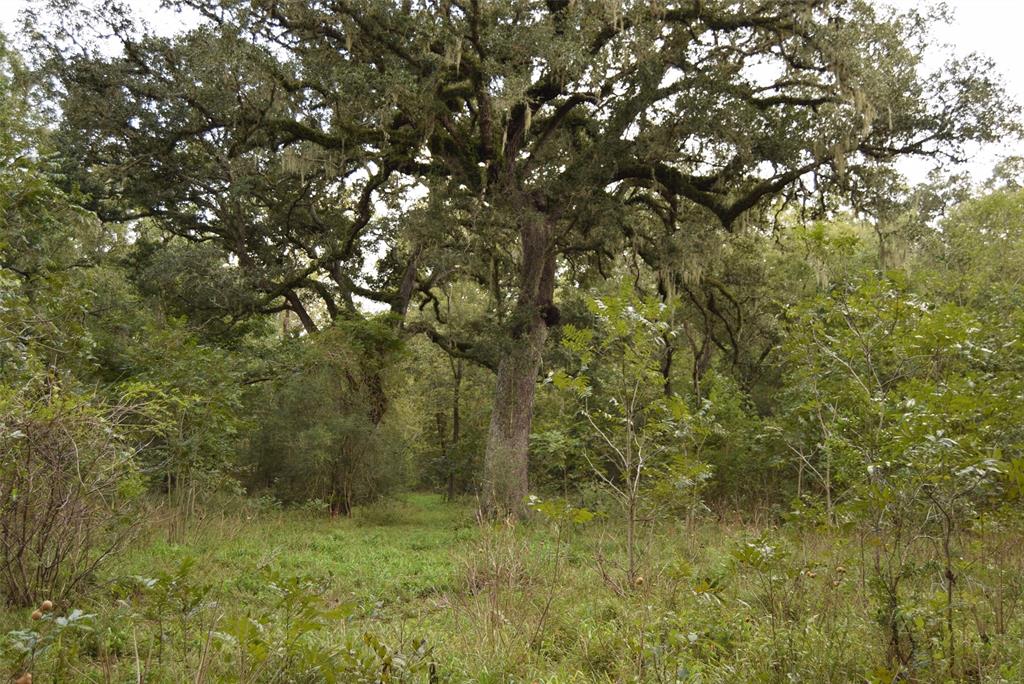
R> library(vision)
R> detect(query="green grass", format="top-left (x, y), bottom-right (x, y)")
top-left (3, 494), bottom-right (1024, 682)
top-left (115, 494), bottom-right (477, 610)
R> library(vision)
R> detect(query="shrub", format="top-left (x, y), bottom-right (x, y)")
top-left (0, 381), bottom-right (148, 606)
top-left (554, 284), bottom-right (709, 587)
top-left (250, 396), bottom-right (405, 515)
top-left (247, 322), bottom-right (407, 515)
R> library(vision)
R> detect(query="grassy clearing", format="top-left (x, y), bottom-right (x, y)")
top-left (2, 494), bottom-right (1024, 682)
top-left (118, 495), bottom-right (477, 610)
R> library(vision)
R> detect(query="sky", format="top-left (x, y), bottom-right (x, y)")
top-left (2, 0), bottom-right (1023, 184)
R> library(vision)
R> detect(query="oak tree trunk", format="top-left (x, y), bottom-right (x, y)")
top-left (482, 218), bottom-right (557, 517)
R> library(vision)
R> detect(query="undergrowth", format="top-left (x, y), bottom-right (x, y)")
top-left (2, 494), bottom-right (1022, 682)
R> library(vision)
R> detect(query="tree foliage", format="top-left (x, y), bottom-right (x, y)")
top-left (35, 0), bottom-right (1018, 515)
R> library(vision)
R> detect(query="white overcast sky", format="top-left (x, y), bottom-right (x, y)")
top-left (2, 0), bottom-right (1023, 184)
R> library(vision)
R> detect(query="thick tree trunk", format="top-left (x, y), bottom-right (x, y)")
top-left (482, 321), bottom-right (548, 516)
top-left (482, 219), bottom-right (557, 517)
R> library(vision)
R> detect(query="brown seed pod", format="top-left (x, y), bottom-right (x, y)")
top-left (30, 610), bottom-right (42, 621)
top-left (40, 600), bottom-right (53, 612)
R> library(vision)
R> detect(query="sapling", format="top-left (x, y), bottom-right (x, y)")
top-left (554, 285), bottom-right (705, 589)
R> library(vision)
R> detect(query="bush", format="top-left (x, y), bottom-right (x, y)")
top-left (0, 382), bottom-right (148, 606)
top-left (247, 322), bottom-right (407, 515)
top-left (250, 388), bottom-right (406, 515)
top-left (554, 284), bottom-right (709, 586)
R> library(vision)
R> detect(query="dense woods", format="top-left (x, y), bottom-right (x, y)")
top-left (1, 0), bottom-right (1023, 681)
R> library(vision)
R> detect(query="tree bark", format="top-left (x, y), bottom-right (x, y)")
top-left (284, 289), bottom-right (318, 334)
top-left (448, 357), bottom-right (462, 501)
top-left (482, 218), bottom-right (557, 517)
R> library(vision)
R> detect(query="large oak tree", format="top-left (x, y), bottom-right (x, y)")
top-left (41, 0), bottom-right (1015, 515)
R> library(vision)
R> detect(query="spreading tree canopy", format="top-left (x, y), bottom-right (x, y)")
top-left (38, 0), bottom-right (1017, 515)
